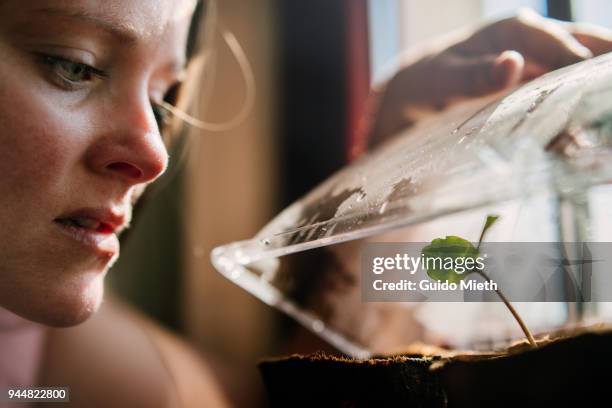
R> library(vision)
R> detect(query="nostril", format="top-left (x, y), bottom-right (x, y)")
top-left (106, 162), bottom-right (144, 180)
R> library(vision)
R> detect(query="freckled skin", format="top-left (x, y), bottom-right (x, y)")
top-left (0, 0), bottom-right (194, 327)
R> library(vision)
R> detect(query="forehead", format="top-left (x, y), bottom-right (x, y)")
top-left (5, 0), bottom-right (196, 32)
top-left (3, 0), bottom-right (197, 58)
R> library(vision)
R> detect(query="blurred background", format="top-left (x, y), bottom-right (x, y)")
top-left (105, 0), bottom-right (612, 403)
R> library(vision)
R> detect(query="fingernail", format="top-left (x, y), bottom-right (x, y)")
top-left (494, 51), bottom-right (524, 87)
top-left (574, 44), bottom-right (594, 59)
top-left (495, 50), bottom-right (524, 64)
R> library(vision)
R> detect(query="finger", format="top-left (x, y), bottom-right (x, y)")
top-left (512, 9), bottom-right (593, 66)
top-left (564, 22), bottom-right (612, 56)
top-left (434, 50), bottom-right (524, 100)
top-left (521, 60), bottom-right (549, 80)
top-left (459, 9), bottom-right (593, 70)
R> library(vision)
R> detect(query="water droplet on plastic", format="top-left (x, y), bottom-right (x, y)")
top-left (312, 320), bottom-right (325, 332)
top-left (465, 127), bottom-right (478, 136)
top-left (528, 102), bottom-right (537, 112)
top-left (260, 238), bottom-right (271, 246)
top-left (379, 201), bottom-right (388, 214)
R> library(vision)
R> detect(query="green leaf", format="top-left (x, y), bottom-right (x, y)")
top-left (421, 236), bottom-right (479, 284)
top-left (478, 215), bottom-right (500, 246)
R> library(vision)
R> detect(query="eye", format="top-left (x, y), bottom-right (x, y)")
top-left (41, 55), bottom-right (104, 88)
top-left (151, 82), bottom-right (182, 137)
top-left (151, 101), bottom-right (171, 129)
top-left (163, 82), bottom-right (181, 106)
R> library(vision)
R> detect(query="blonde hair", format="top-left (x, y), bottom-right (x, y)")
top-left (159, 0), bottom-right (255, 143)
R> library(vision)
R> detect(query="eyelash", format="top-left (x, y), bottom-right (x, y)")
top-left (40, 55), bottom-right (106, 90)
top-left (151, 101), bottom-right (171, 130)
top-left (152, 83), bottom-right (181, 134)
top-left (40, 54), bottom-right (177, 138)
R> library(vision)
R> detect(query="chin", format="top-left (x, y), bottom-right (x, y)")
top-left (6, 268), bottom-right (107, 328)
top-left (44, 276), bottom-right (106, 327)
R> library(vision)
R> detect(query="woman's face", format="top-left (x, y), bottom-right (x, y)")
top-left (0, 0), bottom-right (195, 326)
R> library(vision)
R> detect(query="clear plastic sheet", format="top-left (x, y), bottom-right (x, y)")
top-left (212, 53), bottom-right (612, 358)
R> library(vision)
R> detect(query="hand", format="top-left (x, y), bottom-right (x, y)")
top-left (368, 9), bottom-right (612, 147)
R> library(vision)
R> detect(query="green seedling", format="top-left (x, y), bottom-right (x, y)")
top-left (422, 215), bottom-right (537, 348)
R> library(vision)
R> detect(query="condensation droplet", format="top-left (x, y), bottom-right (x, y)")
top-left (311, 319), bottom-right (325, 333)
top-left (379, 201), bottom-right (388, 214)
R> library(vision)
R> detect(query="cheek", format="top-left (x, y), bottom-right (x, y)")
top-left (0, 81), bottom-right (89, 203)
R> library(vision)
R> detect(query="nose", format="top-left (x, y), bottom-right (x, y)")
top-left (85, 94), bottom-right (169, 185)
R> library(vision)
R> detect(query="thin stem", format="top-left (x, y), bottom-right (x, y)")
top-left (473, 269), bottom-right (537, 348)
top-left (476, 235), bottom-right (485, 252)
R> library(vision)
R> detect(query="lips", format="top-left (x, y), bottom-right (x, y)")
top-left (55, 208), bottom-right (125, 234)
top-left (53, 208), bottom-right (125, 258)
top-left (55, 217), bottom-right (114, 233)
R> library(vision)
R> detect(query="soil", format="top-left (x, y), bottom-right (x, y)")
top-left (259, 324), bottom-right (612, 407)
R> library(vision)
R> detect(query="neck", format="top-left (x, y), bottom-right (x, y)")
top-left (0, 308), bottom-right (46, 388)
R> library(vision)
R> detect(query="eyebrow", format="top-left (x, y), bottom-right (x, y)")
top-left (30, 5), bottom-right (187, 83)
top-left (35, 6), bottom-right (139, 44)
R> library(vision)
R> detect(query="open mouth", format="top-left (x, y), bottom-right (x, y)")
top-left (54, 217), bottom-right (115, 234)
top-left (53, 215), bottom-right (121, 259)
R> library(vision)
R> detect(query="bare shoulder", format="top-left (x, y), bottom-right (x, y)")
top-left (39, 297), bottom-right (231, 408)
